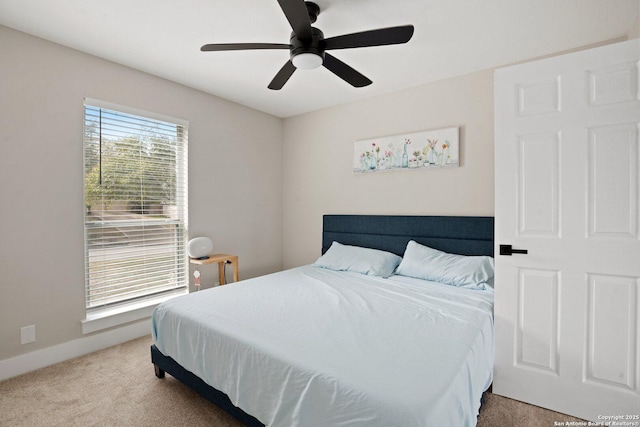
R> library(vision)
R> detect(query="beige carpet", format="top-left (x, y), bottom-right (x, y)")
top-left (0, 336), bottom-right (586, 426)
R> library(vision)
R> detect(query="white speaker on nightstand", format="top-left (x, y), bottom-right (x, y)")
top-left (187, 237), bottom-right (213, 259)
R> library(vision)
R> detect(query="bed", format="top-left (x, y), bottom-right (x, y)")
top-left (151, 215), bottom-right (495, 426)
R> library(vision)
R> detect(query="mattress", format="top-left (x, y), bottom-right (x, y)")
top-left (152, 265), bottom-right (494, 426)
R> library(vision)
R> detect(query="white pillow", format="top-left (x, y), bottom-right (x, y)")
top-left (395, 240), bottom-right (494, 288)
top-left (312, 241), bottom-right (402, 278)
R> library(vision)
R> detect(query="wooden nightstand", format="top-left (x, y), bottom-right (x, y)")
top-left (189, 253), bottom-right (238, 285)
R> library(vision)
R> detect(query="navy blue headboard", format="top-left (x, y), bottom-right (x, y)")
top-left (322, 215), bottom-right (494, 257)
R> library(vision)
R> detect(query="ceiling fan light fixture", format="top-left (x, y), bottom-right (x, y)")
top-left (292, 53), bottom-right (323, 70)
top-left (200, 0), bottom-right (414, 89)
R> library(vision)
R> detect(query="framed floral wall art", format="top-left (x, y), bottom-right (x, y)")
top-left (353, 127), bottom-right (459, 174)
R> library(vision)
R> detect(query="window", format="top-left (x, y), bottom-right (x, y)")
top-left (83, 99), bottom-right (188, 313)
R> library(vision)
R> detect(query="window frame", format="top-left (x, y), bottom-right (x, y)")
top-left (81, 98), bottom-right (189, 331)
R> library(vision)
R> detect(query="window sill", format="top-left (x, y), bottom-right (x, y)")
top-left (81, 289), bottom-right (188, 335)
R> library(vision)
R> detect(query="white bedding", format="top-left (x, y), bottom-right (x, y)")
top-left (152, 265), bottom-right (494, 426)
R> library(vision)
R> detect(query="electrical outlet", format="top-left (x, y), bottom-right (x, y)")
top-left (21, 325), bottom-right (36, 344)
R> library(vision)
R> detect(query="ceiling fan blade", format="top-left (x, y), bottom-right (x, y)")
top-left (201, 43), bottom-right (290, 52)
top-left (323, 53), bottom-right (372, 88)
top-left (268, 60), bottom-right (297, 90)
top-left (324, 25), bottom-right (414, 50)
top-left (277, 0), bottom-right (313, 40)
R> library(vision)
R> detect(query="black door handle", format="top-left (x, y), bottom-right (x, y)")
top-left (499, 244), bottom-right (528, 256)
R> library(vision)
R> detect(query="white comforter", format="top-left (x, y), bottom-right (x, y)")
top-left (152, 266), bottom-right (494, 426)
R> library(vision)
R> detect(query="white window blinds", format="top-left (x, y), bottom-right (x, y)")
top-left (83, 99), bottom-right (188, 310)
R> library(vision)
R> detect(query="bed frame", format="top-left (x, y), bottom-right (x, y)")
top-left (321, 214), bottom-right (494, 257)
top-left (151, 214), bottom-right (494, 426)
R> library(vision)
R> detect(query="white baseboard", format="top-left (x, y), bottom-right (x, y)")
top-left (0, 319), bottom-right (151, 382)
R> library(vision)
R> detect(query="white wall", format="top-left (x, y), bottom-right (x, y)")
top-left (282, 69), bottom-right (495, 268)
top-left (0, 25), bottom-right (283, 361)
top-left (629, 16), bottom-right (640, 39)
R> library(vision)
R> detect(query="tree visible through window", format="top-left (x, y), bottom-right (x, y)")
top-left (83, 100), bottom-right (188, 309)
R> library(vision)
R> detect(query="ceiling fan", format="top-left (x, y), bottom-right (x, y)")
top-left (201, 0), bottom-right (414, 90)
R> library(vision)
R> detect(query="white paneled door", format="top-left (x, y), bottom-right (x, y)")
top-left (494, 39), bottom-right (640, 421)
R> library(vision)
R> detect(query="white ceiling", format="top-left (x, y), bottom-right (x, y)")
top-left (1, 0), bottom-right (638, 118)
